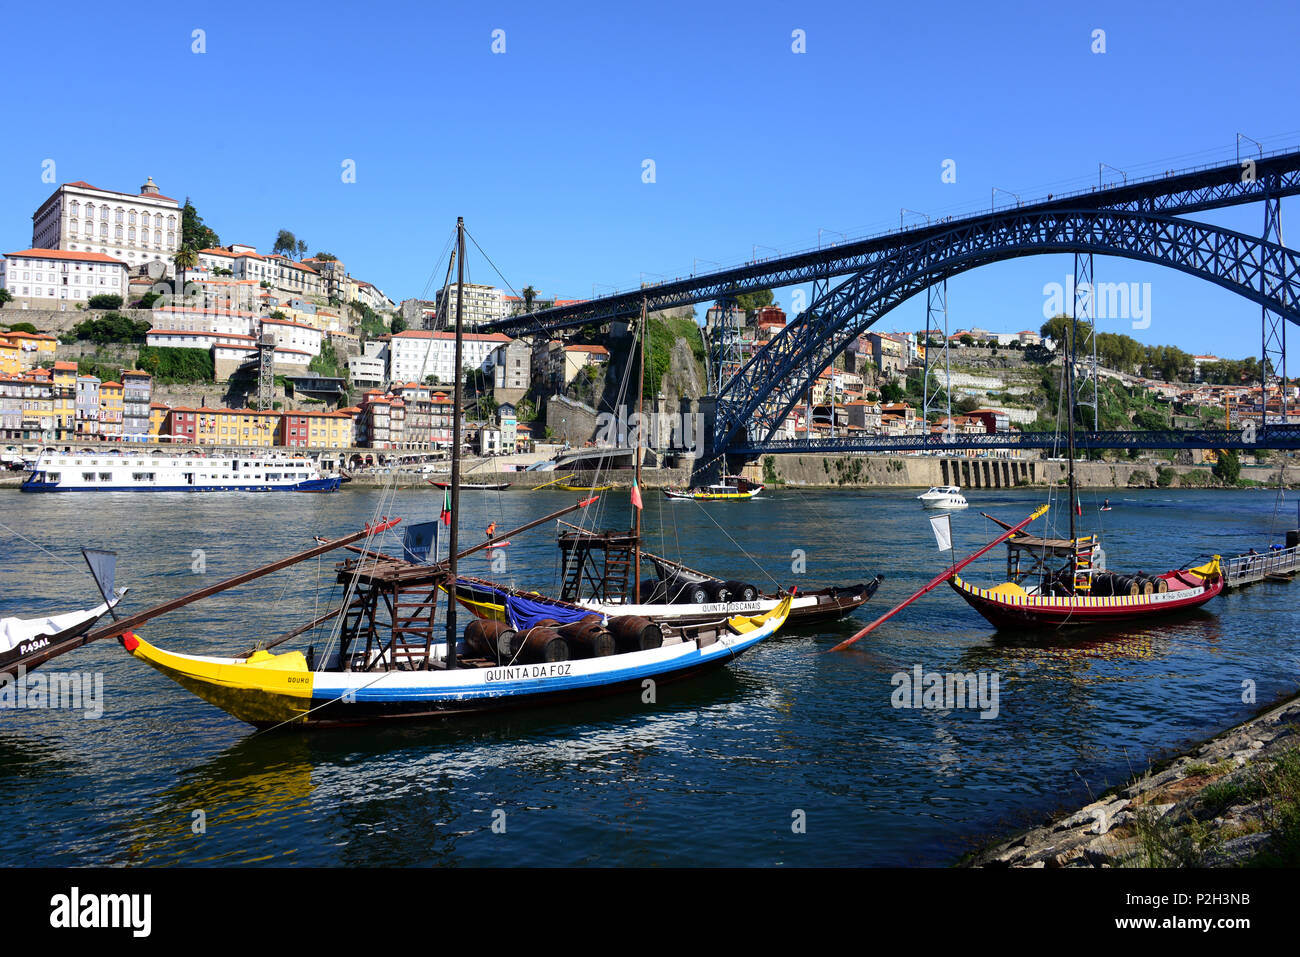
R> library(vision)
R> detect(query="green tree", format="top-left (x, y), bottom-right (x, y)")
top-left (1212, 449), bottom-right (1241, 485)
top-left (734, 289), bottom-right (774, 312)
top-left (1040, 314), bottom-right (1094, 350)
top-left (523, 285), bottom-right (537, 312)
top-left (181, 198), bottom-right (220, 250)
top-left (5, 320), bottom-right (36, 333)
top-left (0, 289), bottom-right (13, 308)
top-left (313, 251), bottom-right (338, 261)
top-left (172, 246), bottom-right (199, 298)
top-left (390, 315), bottom-right (408, 334)
top-left (296, 239), bottom-right (308, 260)
top-left (272, 230), bottom-right (298, 258)
top-left (87, 293), bottom-right (124, 310)
top-left (308, 341), bottom-right (346, 380)
top-left (879, 381), bottom-right (905, 403)
top-left (135, 346), bottom-right (214, 382)
top-left (1133, 407), bottom-right (1169, 431)
top-left (73, 312), bottom-right (151, 344)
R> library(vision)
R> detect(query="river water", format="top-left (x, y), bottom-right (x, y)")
top-left (1, 484), bottom-right (1296, 866)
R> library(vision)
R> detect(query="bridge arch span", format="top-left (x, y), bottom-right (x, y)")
top-left (713, 208), bottom-right (1300, 455)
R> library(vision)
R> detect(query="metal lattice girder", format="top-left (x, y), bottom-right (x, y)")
top-left (734, 425), bottom-right (1300, 455)
top-left (708, 297), bottom-right (743, 395)
top-left (484, 155), bottom-right (1300, 336)
top-left (713, 208), bottom-right (1300, 454)
top-left (922, 278), bottom-right (950, 425)
top-left (1261, 191), bottom-right (1288, 420)
top-left (1072, 252), bottom-right (1099, 431)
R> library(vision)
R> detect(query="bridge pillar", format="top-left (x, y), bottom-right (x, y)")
top-left (1262, 186), bottom-right (1288, 424)
top-left (1072, 253), bottom-right (1099, 431)
top-left (922, 279), bottom-right (951, 429)
top-left (707, 297), bottom-right (742, 395)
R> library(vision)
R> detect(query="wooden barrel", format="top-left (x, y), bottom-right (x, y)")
top-left (724, 580), bottom-right (759, 602)
top-left (464, 619), bottom-right (516, 662)
top-left (671, 578), bottom-right (710, 605)
top-left (1135, 576), bottom-right (1155, 596)
top-left (1108, 574), bottom-right (1139, 597)
top-left (515, 626), bottom-right (570, 663)
top-left (558, 619), bottom-right (617, 658)
top-left (1153, 576), bottom-right (1169, 593)
top-left (607, 615), bottom-right (664, 652)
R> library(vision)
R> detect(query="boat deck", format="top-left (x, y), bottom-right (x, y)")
top-left (1223, 543), bottom-right (1300, 588)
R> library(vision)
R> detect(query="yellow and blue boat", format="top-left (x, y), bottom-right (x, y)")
top-left (120, 597), bottom-right (790, 729)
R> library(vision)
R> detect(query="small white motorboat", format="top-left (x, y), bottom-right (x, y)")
top-left (917, 485), bottom-right (968, 509)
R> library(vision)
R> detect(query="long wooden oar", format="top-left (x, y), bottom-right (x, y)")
top-left (82, 518), bottom-right (402, 650)
top-left (829, 504), bottom-right (1049, 652)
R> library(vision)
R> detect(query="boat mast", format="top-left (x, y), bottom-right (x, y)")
top-left (634, 297), bottom-right (646, 602)
top-left (444, 218), bottom-right (466, 670)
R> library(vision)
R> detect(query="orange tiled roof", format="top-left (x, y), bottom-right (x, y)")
top-left (5, 248), bottom-right (126, 265)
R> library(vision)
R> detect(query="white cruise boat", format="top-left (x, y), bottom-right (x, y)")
top-left (21, 451), bottom-right (341, 493)
top-left (916, 485), bottom-right (968, 509)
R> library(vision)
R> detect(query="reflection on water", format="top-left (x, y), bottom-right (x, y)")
top-left (0, 487), bottom-right (1297, 866)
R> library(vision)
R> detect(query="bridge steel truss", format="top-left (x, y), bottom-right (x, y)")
top-left (483, 154), bottom-right (1300, 336)
top-left (712, 205), bottom-right (1300, 461)
top-left (477, 153), bottom-right (1300, 464)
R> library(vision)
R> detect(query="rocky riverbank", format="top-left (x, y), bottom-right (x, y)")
top-left (963, 692), bottom-right (1300, 868)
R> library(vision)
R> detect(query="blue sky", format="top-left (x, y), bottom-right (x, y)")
top-left (2, 1), bottom-right (1297, 368)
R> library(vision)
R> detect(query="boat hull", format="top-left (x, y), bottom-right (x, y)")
top-left (1, 594), bottom-right (124, 678)
top-left (454, 577), bottom-right (880, 628)
top-left (120, 599), bottom-right (790, 730)
top-left (949, 567), bottom-right (1223, 630)
top-left (21, 476), bottom-right (341, 493)
top-left (663, 488), bottom-right (761, 501)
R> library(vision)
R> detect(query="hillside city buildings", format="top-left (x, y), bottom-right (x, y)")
top-left (1, 175), bottom-right (1290, 457)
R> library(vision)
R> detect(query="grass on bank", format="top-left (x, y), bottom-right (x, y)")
top-left (1126, 746), bottom-right (1300, 867)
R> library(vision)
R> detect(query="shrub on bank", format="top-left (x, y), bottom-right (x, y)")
top-left (135, 346), bottom-right (214, 382)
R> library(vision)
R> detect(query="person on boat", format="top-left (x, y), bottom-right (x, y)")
top-left (485, 521), bottom-right (497, 541)
top-left (1103, 498), bottom-right (1110, 508)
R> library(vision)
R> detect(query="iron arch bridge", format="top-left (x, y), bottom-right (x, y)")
top-left (478, 149), bottom-right (1300, 464)
top-left (714, 207), bottom-right (1300, 458)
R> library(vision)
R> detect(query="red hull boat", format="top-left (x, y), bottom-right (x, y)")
top-left (949, 558), bottom-right (1223, 630)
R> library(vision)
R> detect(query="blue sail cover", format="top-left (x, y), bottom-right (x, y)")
top-left (502, 591), bottom-right (596, 630)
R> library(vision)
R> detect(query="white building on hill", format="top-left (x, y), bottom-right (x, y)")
top-left (386, 330), bottom-right (512, 385)
top-left (0, 248), bottom-right (129, 310)
top-left (31, 177), bottom-right (180, 277)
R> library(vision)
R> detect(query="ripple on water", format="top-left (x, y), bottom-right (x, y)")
top-left (0, 486), bottom-right (1296, 865)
